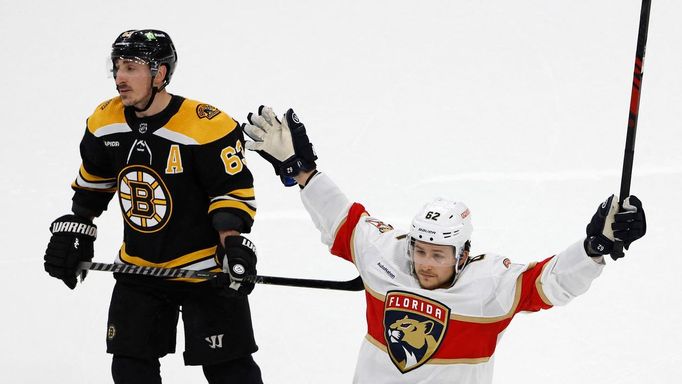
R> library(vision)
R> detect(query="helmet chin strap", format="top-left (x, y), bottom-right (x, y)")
top-left (448, 254), bottom-right (468, 288)
top-left (133, 81), bottom-right (158, 113)
top-left (132, 67), bottom-right (168, 113)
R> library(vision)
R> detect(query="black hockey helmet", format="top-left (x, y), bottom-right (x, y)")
top-left (111, 29), bottom-right (177, 89)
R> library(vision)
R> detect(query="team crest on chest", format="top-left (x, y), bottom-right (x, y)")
top-left (384, 291), bottom-right (450, 373)
top-left (196, 104), bottom-right (221, 120)
top-left (118, 165), bottom-right (172, 233)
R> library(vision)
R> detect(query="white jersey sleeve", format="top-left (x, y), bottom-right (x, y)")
top-left (536, 240), bottom-right (605, 306)
top-left (300, 172), bottom-right (353, 247)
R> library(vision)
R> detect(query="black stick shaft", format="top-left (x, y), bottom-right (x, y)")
top-left (612, 0), bottom-right (652, 261)
top-left (81, 262), bottom-right (364, 291)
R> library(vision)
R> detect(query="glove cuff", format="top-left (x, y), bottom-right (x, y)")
top-left (278, 157), bottom-right (317, 187)
top-left (50, 214), bottom-right (98, 241)
top-left (584, 235), bottom-right (612, 256)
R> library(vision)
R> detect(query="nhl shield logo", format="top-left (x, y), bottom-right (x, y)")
top-left (383, 291), bottom-right (450, 373)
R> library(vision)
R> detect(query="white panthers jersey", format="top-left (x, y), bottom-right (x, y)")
top-left (300, 173), bottom-right (605, 384)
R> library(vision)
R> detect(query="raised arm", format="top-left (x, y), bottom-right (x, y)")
top-left (242, 107), bottom-right (365, 258)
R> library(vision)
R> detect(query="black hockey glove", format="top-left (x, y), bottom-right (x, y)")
top-left (585, 195), bottom-right (646, 256)
top-left (612, 195), bottom-right (646, 249)
top-left (221, 236), bottom-right (258, 295)
top-left (44, 214), bottom-right (97, 289)
top-left (243, 106), bottom-right (317, 187)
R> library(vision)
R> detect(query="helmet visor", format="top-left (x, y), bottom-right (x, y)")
top-left (408, 238), bottom-right (458, 267)
top-left (108, 56), bottom-right (152, 79)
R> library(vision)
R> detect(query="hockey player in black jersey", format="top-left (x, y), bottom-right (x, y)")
top-left (43, 30), bottom-right (263, 384)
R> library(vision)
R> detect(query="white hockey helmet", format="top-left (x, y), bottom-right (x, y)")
top-left (408, 198), bottom-right (473, 268)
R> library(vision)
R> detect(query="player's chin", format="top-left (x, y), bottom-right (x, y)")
top-left (119, 94), bottom-right (134, 106)
top-left (416, 273), bottom-right (439, 289)
top-left (118, 90), bottom-right (139, 104)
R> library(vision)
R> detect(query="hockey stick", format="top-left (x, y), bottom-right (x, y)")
top-left (80, 262), bottom-right (365, 291)
top-left (611, 0), bottom-right (652, 261)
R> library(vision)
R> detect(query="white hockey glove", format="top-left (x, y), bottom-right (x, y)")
top-left (243, 106), bottom-right (317, 186)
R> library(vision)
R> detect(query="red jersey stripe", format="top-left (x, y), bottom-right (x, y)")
top-left (330, 203), bottom-right (368, 263)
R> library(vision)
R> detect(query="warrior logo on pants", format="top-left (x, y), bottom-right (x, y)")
top-left (118, 165), bottom-right (173, 233)
top-left (383, 291), bottom-right (450, 373)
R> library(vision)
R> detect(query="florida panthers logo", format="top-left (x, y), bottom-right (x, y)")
top-left (384, 291), bottom-right (450, 373)
top-left (118, 165), bottom-right (172, 233)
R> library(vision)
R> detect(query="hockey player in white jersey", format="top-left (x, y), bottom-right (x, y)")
top-left (242, 106), bottom-right (647, 384)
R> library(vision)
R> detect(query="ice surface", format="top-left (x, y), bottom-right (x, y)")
top-left (1, 0), bottom-right (680, 383)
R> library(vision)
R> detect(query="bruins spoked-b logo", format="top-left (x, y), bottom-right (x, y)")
top-left (118, 165), bottom-right (172, 233)
top-left (384, 291), bottom-right (450, 373)
top-left (196, 103), bottom-right (221, 120)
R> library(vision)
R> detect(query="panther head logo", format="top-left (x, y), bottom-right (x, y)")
top-left (383, 291), bottom-right (450, 373)
top-left (387, 316), bottom-right (439, 371)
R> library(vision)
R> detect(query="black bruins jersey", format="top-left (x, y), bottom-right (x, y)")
top-left (72, 95), bottom-right (256, 281)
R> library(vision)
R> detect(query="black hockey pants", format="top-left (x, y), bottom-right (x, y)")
top-left (112, 355), bottom-right (263, 384)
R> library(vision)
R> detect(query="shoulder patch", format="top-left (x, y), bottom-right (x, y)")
top-left (365, 218), bottom-right (394, 233)
top-left (502, 258), bottom-right (511, 268)
top-left (196, 103), bottom-right (221, 120)
top-left (163, 99), bottom-right (236, 145)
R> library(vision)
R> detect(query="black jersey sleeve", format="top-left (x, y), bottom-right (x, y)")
top-left (71, 126), bottom-right (117, 217)
top-left (193, 123), bottom-right (256, 233)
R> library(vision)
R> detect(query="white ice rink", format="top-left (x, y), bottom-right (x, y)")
top-left (1, 0), bottom-right (681, 383)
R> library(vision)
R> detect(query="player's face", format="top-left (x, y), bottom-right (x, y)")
top-left (113, 58), bottom-right (153, 108)
top-left (412, 241), bottom-right (457, 290)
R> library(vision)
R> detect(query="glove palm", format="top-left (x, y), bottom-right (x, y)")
top-left (244, 106), bottom-right (295, 162)
top-left (243, 106), bottom-right (317, 186)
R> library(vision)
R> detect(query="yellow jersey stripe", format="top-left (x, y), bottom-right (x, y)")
top-left (162, 99), bottom-right (237, 145)
top-left (87, 97), bottom-right (127, 135)
top-left (208, 200), bottom-right (256, 219)
top-left (119, 243), bottom-right (218, 269)
top-left (79, 164), bottom-right (115, 182)
top-left (225, 188), bottom-right (255, 199)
